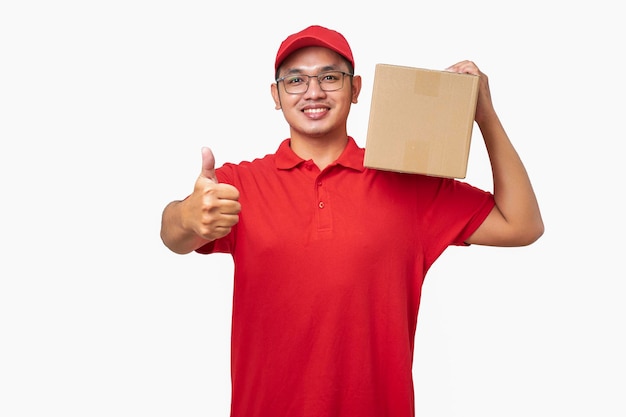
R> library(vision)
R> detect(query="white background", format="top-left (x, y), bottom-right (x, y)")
top-left (1, 1), bottom-right (624, 416)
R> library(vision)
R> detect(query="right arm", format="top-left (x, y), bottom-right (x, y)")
top-left (160, 147), bottom-right (241, 254)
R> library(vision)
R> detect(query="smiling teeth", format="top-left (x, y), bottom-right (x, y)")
top-left (304, 108), bottom-right (326, 113)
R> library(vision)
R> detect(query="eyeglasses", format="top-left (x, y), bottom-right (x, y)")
top-left (276, 70), bottom-right (353, 94)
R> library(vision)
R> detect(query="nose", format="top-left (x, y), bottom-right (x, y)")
top-left (304, 76), bottom-right (326, 97)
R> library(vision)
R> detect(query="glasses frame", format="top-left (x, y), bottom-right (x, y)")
top-left (276, 70), bottom-right (354, 95)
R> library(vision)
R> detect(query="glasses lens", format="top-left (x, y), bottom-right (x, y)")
top-left (282, 74), bottom-right (308, 94)
top-left (318, 71), bottom-right (345, 92)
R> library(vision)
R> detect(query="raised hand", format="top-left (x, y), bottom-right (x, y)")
top-left (445, 60), bottom-right (495, 126)
top-left (181, 147), bottom-right (241, 242)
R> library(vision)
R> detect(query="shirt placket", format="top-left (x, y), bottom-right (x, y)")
top-left (315, 173), bottom-right (332, 232)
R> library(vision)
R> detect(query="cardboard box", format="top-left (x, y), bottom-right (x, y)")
top-left (364, 64), bottom-right (479, 179)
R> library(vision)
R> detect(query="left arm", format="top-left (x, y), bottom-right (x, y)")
top-left (447, 61), bottom-right (544, 246)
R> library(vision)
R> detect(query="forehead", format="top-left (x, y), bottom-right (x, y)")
top-left (278, 46), bottom-right (349, 75)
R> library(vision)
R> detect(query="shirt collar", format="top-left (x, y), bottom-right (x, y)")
top-left (275, 137), bottom-right (365, 172)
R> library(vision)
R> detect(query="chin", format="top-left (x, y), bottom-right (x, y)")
top-left (293, 124), bottom-right (331, 138)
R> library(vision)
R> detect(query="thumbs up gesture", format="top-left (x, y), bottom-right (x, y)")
top-left (183, 147), bottom-right (241, 241)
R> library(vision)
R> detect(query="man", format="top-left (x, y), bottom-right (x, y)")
top-left (160, 25), bottom-right (543, 417)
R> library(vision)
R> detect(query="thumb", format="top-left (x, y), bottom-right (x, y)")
top-left (200, 146), bottom-right (218, 183)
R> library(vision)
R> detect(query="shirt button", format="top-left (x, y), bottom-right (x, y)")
top-left (317, 181), bottom-right (322, 186)
top-left (318, 201), bottom-right (325, 209)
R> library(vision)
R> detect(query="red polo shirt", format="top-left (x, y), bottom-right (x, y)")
top-left (197, 137), bottom-right (495, 417)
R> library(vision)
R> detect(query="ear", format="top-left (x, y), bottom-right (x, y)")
top-left (350, 75), bottom-right (362, 104)
top-left (271, 83), bottom-right (281, 110)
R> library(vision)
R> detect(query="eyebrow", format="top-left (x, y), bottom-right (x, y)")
top-left (281, 65), bottom-right (340, 76)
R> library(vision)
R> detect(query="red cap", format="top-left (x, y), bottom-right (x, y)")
top-left (274, 25), bottom-right (355, 72)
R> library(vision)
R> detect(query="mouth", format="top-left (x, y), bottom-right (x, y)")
top-left (302, 107), bottom-right (329, 118)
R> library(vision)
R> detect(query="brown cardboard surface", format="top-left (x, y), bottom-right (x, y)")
top-left (364, 64), bottom-right (479, 179)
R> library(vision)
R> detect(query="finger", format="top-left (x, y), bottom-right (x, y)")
top-left (214, 183), bottom-right (240, 200)
top-left (200, 146), bottom-right (218, 183)
top-left (446, 60), bottom-right (480, 76)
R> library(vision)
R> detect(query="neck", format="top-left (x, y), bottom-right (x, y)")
top-left (290, 134), bottom-right (349, 171)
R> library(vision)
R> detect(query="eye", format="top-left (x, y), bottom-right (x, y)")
top-left (285, 76), bottom-right (304, 85)
top-left (320, 72), bottom-right (341, 83)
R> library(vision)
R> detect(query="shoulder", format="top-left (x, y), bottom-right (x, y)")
top-left (364, 167), bottom-right (448, 188)
top-left (215, 152), bottom-right (278, 184)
